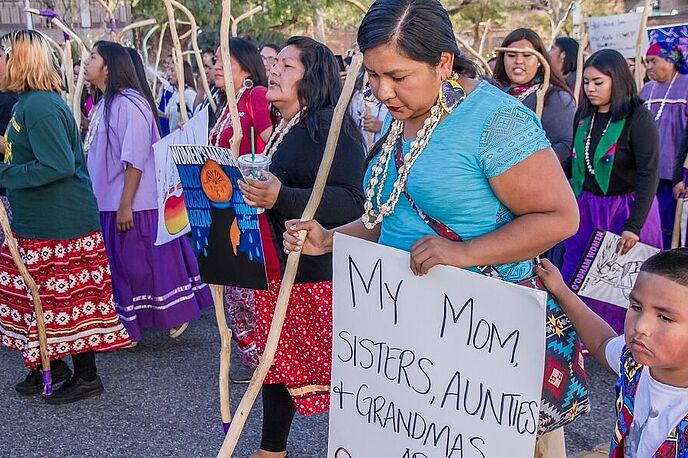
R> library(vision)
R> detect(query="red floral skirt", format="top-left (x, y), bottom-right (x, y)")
top-left (0, 231), bottom-right (131, 368)
top-left (253, 278), bottom-right (332, 416)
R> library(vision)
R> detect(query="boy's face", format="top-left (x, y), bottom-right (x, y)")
top-left (625, 272), bottom-right (688, 383)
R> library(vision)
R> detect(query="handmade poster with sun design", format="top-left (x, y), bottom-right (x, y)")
top-left (152, 108), bottom-right (209, 245)
top-left (171, 145), bottom-right (268, 289)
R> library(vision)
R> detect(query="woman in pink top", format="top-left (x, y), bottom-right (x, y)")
top-left (211, 38), bottom-right (276, 374)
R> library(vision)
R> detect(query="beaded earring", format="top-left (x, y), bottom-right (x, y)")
top-left (439, 72), bottom-right (466, 113)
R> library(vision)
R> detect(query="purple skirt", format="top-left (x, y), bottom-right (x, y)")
top-left (562, 191), bottom-right (662, 333)
top-left (657, 179), bottom-right (676, 249)
top-left (100, 209), bottom-right (213, 342)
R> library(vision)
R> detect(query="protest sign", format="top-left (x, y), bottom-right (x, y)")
top-left (586, 13), bottom-right (645, 58)
top-left (171, 145), bottom-right (268, 289)
top-left (570, 229), bottom-right (660, 309)
top-left (328, 234), bottom-right (547, 458)
top-left (153, 108), bottom-right (208, 245)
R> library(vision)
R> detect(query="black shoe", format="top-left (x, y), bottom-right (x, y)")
top-left (15, 361), bottom-right (72, 395)
top-left (44, 375), bottom-right (104, 405)
top-left (230, 365), bottom-right (254, 384)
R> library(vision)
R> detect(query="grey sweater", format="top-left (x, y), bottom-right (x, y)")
top-left (521, 89), bottom-right (576, 163)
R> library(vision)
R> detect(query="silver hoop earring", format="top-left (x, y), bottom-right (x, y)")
top-left (243, 78), bottom-right (254, 89)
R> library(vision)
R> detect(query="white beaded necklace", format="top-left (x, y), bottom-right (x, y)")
top-left (362, 101), bottom-right (445, 230)
top-left (83, 101), bottom-right (104, 154)
top-left (263, 109), bottom-right (304, 158)
top-left (646, 72), bottom-right (679, 122)
top-left (209, 84), bottom-right (249, 146)
top-left (584, 112), bottom-right (611, 176)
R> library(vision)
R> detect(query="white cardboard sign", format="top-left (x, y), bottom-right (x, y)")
top-left (586, 13), bottom-right (646, 58)
top-left (328, 234), bottom-right (547, 458)
top-left (153, 108), bottom-right (209, 245)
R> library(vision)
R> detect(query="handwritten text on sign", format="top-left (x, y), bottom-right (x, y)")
top-left (328, 235), bottom-right (547, 458)
top-left (586, 12), bottom-right (645, 58)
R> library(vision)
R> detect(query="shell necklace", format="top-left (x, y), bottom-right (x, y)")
top-left (263, 109), bottom-right (304, 157)
top-left (209, 84), bottom-right (249, 146)
top-left (646, 72), bottom-right (678, 122)
top-left (362, 100), bottom-right (445, 230)
top-left (584, 112), bottom-right (611, 176)
top-left (83, 101), bottom-right (104, 154)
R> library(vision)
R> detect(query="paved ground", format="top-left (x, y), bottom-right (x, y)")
top-left (0, 307), bottom-right (617, 458)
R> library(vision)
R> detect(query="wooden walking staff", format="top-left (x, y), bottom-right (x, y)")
top-left (456, 34), bottom-right (492, 77)
top-left (672, 156), bottom-right (688, 248)
top-left (95, 0), bottom-right (118, 39)
top-left (496, 46), bottom-right (551, 119)
top-left (170, 0), bottom-right (217, 112)
top-left (199, 0), bottom-right (247, 435)
top-left (116, 18), bottom-right (157, 43)
top-left (216, 49), bottom-right (365, 458)
top-left (25, 8), bottom-right (89, 127)
top-left (574, 32), bottom-right (588, 106)
top-left (152, 23), bottom-right (168, 95)
top-left (163, 0), bottom-right (189, 125)
top-left (635, 0), bottom-right (652, 90)
top-left (0, 204), bottom-right (52, 394)
top-left (141, 24), bottom-right (160, 66)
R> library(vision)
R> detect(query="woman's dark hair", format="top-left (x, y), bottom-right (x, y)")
top-left (225, 38), bottom-right (268, 87)
top-left (261, 43), bottom-right (281, 54)
top-left (216, 38), bottom-right (268, 118)
top-left (493, 28), bottom-right (573, 102)
top-left (179, 60), bottom-right (196, 90)
top-left (92, 41), bottom-right (158, 150)
top-left (575, 48), bottom-right (643, 122)
top-left (357, 0), bottom-right (477, 78)
top-left (553, 36), bottom-right (579, 76)
top-left (125, 47), bottom-right (161, 134)
top-left (274, 36), bottom-right (361, 143)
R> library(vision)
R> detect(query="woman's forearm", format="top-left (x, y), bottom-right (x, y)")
top-left (323, 217), bottom-right (380, 252)
top-left (460, 210), bottom-right (578, 267)
top-left (120, 164), bottom-right (142, 209)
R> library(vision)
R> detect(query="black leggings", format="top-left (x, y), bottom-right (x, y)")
top-left (260, 384), bottom-right (296, 452)
top-left (71, 351), bottom-right (97, 381)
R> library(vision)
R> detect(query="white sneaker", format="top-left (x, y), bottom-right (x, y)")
top-left (169, 322), bottom-right (189, 338)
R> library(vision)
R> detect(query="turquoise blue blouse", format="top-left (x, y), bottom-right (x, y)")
top-left (364, 80), bottom-right (551, 282)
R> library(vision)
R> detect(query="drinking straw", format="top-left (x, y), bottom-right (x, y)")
top-left (250, 126), bottom-right (256, 179)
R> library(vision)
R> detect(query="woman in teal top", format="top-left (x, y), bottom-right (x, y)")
top-left (282, 1), bottom-right (581, 456)
top-left (0, 30), bottom-right (131, 405)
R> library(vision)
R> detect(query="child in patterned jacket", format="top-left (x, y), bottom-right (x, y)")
top-left (536, 249), bottom-right (688, 457)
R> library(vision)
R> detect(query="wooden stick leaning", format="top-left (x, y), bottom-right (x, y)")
top-left (478, 19), bottom-right (491, 57)
top-left (116, 18), bottom-right (157, 43)
top-left (216, 49), bottom-right (365, 458)
top-left (170, 0), bottom-right (217, 112)
top-left (202, 0), bottom-right (245, 435)
top-left (162, 0), bottom-right (189, 125)
top-left (0, 203), bottom-right (52, 395)
top-left (230, 5), bottom-right (263, 37)
top-left (152, 23), bottom-right (168, 95)
top-left (25, 8), bottom-right (89, 126)
top-left (635, 0), bottom-right (652, 90)
top-left (63, 40), bottom-right (75, 105)
top-left (456, 34), bottom-right (492, 76)
top-left (574, 33), bottom-right (588, 107)
top-left (672, 199), bottom-right (684, 248)
top-left (141, 24), bottom-right (160, 66)
top-left (95, 0), bottom-right (117, 38)
top-left (673, 157), bottom-right (688, 248)
top-left (220, 0), bottom-right (243, 158)
top-left (495, 47), bottom-right (551, 119)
